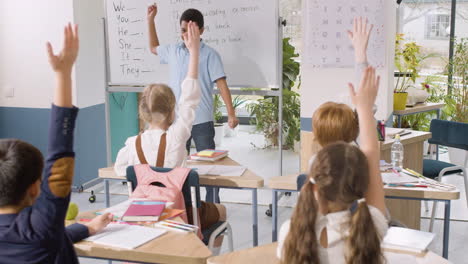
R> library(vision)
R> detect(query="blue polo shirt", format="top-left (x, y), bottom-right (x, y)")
top-left (156, 41), bottom-right (226, 125)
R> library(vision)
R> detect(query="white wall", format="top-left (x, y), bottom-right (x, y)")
top-left (0, 0), bottom-right (106, 109)
top-left (74, 0), bottom-right (106, 108)
top-left (300, 1), bottom-right (396, 123)
top-left (0, 0), bottom-right (75, 108)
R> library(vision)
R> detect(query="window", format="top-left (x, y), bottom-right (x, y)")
top-left (426, 14), bottom-right (450, 39)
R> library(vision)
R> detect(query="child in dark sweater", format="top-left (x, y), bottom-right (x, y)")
top-left (0, 23), bottom-right (111, 263)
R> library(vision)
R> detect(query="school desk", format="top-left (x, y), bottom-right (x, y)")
top-left (68, 211), bottom-right (212, 264)
top-left (301, 129), bottom-right (432, 230)
top-left (207, 242), bottom-right (450, 264)
top-left (393, 103), bottom-right (445, 128)
top-left (98, 157), bottom-right (264, 247)
top-left (268, 174), bottom-right (460, 259)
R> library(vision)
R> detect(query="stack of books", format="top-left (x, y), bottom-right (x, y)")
top-left (190, 149), bottom-right (228, 162)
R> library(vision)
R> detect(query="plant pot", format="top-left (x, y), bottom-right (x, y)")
top-left (393, 92), bottom-right (408, 111)
top-left (214, 123), bottom-right (225, 146)
top-left (448, 147), bottom-right (467, 167)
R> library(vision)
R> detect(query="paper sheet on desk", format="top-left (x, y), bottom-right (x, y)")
top-left (187, 165), bottom-right (246, 176)
top-left (85, 223), bottom-right (166, 249)
top-left (382, 172), bottom-right (419, 184)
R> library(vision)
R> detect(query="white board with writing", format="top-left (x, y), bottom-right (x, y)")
top-left (105, 0), bottom-right (279, 87)
top-left (304, 0), bottom-right (386, 68)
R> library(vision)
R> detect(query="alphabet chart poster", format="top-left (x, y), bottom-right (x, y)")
top-left (304, 0), bottom-right (386, 68)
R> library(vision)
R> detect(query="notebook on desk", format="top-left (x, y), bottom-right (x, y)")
top-left (383, 227), bottom-right (435, 256)
top-left (122, 200), bottom-right (166, 222)
top-left (85, 224), bottom-right (167, 249)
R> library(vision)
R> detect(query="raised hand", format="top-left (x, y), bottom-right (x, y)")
top-left (46, 23), bottom-right (79, 75)
top-left (348, 66), bottom-right (380, 112)
top-left (183, 21), bottom-right (200, 54)
top-left (147, 4), bottom-right (157, 21)
top-left (347, 17), bottom-right (373, 63)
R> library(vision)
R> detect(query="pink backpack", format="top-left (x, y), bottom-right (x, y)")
top-left (131, 164), bottom-right (190, 223)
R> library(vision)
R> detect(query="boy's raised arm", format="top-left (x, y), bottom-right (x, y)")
top-left (147, 4), bottom-right (160, 55)
top-left (46, 23), bottom-right (79, 108)
top-left (31, 23), bottom-right (80, 232)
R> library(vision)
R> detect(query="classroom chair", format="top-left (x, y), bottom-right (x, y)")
top-left (125, 166), bottom-right (234, 253)
top-left (423, 119), bottom-right (468, 232)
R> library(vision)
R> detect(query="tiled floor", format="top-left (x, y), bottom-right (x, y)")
top-left (75, 126), bottom-right (468, 263)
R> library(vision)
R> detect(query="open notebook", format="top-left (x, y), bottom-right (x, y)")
top-left (85, 223), bottom-right (167, 249)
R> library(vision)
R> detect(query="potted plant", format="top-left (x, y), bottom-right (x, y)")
top-left (394, 34), bottom-right (424, 110)
top-left (247, 38), bottom-right (301, 150)
top-left (213, 94), bottom-right (225, 146)
top-left (444, 38), bottom-right (468, 166)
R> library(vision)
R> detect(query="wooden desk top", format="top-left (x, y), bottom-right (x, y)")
top-left (98, 157), bottom-right (264, 189)
top-left (207, 243), bottom-right (449, 264)
top-left (71, 211), bottom-right (211, 264)
top-left (393, 103), bottom-right (445, 115)
top-left (268, 175), bottom-right (460, 200)
top-left (207, 243), bottom-right (279, 264)
top-left (380, 128), bottom-right (432, 150)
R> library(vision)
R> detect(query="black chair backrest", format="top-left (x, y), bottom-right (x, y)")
top-left (126, 166), bottom-right (202, 209)
top-left (428, 119), bottom-right (468, 151)
top-left (296, 174), bottom-right (307, 191)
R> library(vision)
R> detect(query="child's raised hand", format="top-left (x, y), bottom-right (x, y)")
top-left (347, 17), bottom-right (373, 63)
top-left (147, 4), bottom-right (157, 20)
top-left (46, 23), bottom-right (79, 74)
top-left (348, 66), bottom-right (380, 112)
top-left (183, 21), bottom-right (200, 54)
top-left (85, 213), bottom-right (113, 236)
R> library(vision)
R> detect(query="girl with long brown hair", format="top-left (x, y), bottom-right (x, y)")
top-left (277, 66), bottom-right (387, 264)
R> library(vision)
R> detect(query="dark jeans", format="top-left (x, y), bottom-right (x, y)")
top-left (186, 121), bottom-right (220, 203)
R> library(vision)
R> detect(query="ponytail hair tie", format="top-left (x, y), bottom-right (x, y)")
top-left (350, 198), bottom-right (366, 214)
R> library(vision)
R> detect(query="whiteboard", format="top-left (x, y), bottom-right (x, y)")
top-left (105, 0), bottom-right (280, 87)
top-left (304, 0), bottom-right (386, 68)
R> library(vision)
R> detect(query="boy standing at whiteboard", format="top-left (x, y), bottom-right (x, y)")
top-left (147, 4), bottom-right (238, 203)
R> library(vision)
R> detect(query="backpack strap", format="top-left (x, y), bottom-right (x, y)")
top-left (135, 133), bottom-right (149, 165)
top-left (135, 132), bottom-right (167, 167)
top-left (156, 133), bottom-right (167, 167)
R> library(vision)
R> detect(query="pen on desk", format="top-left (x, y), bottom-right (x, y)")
top-left (165, 220), bottom-right (198, 229)
top-left (157, 222), bottom-right (193, 232)
top-left (387, 183), bottom-right (428, 188)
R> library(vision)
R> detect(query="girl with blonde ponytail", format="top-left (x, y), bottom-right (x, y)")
top-left (277, 65), bottom-right (388, 264)
top-left (114, 21), bottom-right (201, 174)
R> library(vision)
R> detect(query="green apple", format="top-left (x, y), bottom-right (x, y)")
top-left (66, 202), bottom-right (79, 220)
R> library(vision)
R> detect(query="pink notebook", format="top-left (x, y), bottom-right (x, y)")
top-left (121, 200), bottom-right (165, 222)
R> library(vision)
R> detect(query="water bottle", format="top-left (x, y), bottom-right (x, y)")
top-left (391, 134), bottom-right (404, 171)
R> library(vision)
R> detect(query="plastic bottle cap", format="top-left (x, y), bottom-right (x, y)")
top-left (395, 134), bottom-right (400, 140)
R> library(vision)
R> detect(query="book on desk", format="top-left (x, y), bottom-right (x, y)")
top-left (190, 149), bottom-right (229, 162)
top-left (383, 227), bottom-right (435, 256)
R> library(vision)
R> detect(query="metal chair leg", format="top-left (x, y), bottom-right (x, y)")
top-left (429, 201), bottom-right (437, 232)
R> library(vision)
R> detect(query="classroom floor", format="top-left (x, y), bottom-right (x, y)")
top-left (75, 125), bottom-right (468, 264)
